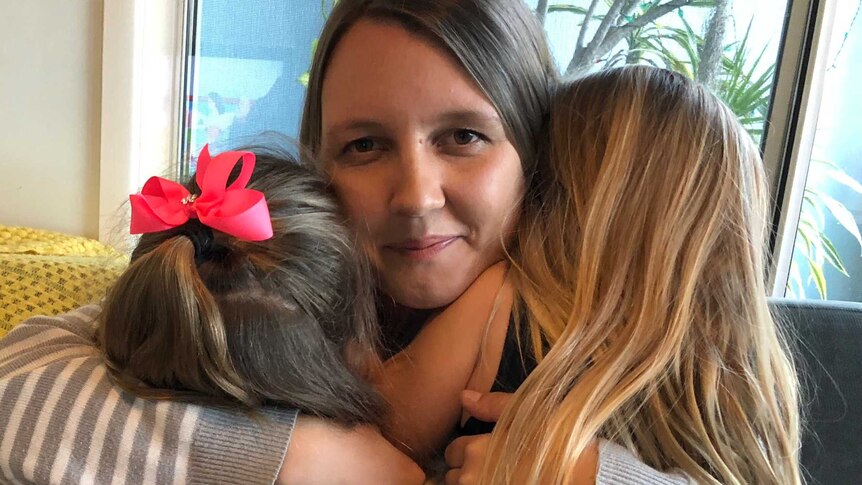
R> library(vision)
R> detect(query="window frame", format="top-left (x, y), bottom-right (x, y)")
top-left (763, 0), bottom-right (838, 296)
top-left (98, 0), bottom-right (188, 244)
top-left (99, 0), bottom-right (838, 296)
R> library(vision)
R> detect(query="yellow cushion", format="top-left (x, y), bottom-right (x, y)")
top-left (0, 225), bottom-right (128, 338)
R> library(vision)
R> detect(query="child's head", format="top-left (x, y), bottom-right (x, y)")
top-left (100, 147), bottom-right (385, 426)
top-left (550, 65), bottom-right (767, 238)
top-left (496, 66), bottom-right (799, 484)
top-left (515, 65), bottom-right (771, 346)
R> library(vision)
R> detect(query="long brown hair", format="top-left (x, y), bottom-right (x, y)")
top-left (490, 66), bottom-right (801, 484)
top-left (100, 149), bottom-right (386, 427)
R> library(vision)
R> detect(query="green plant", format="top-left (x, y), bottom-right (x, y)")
top-left (603, 15), bottom-right (773, 141)
top-left (298, 0), bottom-right (336, 86)
top-left (716, 22), bottom-right (775, 141)
top-left (540, 1), bottom-right (715, 75)
top-left (298, 39), bottom-right (317, 87)
top-left (541, 1), bottom-right (861, 299)
top-left (787, 160), bottom-right (862, 299)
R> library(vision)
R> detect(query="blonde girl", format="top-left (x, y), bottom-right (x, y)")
top-left (478, 65), bottom-right (801, 484)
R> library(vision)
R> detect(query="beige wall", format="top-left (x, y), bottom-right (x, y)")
top-left (0, 1), bottom-right (104, 239)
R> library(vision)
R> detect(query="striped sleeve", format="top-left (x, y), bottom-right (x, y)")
top-left (0, 307), bottom-right (297, 485)
top-left (0, 305), bottom-right (101, 380)
top-left (597, 440), bottom-right (694, 485)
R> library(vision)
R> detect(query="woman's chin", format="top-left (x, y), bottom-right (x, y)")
top-left (381, 279), bottom-right (468, 310)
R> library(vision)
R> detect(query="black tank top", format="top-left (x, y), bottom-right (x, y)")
top-left (458, 314), bottom-right (539, 436)
top-left (378, 303), bottom-right (541, 436)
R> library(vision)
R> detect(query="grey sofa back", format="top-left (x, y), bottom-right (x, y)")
top-left (770, 298), bottom-right (862, 484)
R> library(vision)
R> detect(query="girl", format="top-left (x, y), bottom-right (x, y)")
top-left (0, 146), bottom-right (427, 485)
top-left (107, 144), bottom-right (514, 481)
top-left (102, 146), bottom-right (385, 423)
top-left (444, 66), bottom-right (801, 484)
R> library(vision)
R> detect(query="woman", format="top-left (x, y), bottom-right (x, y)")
top-left (303, 2), bottom-right (800, 483)
top-left (1, 2), bottom-right (800, 485)
top-left (298, 0), bottom-right (557, 461)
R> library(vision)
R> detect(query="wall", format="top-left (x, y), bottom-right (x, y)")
top-left (0, 1), bottom-right (103, 239)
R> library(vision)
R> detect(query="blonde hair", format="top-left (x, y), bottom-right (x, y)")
top-left (486, 66), bottom-right (801, 484)
top-left (100, 150), bottom-right (386, 426)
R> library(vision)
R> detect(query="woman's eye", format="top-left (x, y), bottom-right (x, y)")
top-left (333, 137), bottom-right (386, 166)
top-left (438, 129), bottom-right (488, 155)
top-left (345, 138), bottom-right (376, 153)
top-left (452, 129), bottom-right (481, 145)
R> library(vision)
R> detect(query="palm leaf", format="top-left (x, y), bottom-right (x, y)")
top-left (822, 236), bottom-right (850, 275)
top-left (803, 252), bottom-right (829, 299)
top-left (818, 192), bottom-right (862, 254)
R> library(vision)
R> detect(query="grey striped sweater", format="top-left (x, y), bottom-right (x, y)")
top-left (1, 305), bottom-right (693, 485)
top-left (597, 441), bottom-right (691, 484)
top-left (0, 305), bottom-right (297, 485)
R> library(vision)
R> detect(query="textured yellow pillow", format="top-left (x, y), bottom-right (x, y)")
top-left (0, 225), bottom-right (128, 338)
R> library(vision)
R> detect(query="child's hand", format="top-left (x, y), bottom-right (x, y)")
top-left (444, 433), bottom-right (490, 485)
top-left (445, 435), bottom-right (600, 485)
top-left (444, 391), bottom-right (511, 485)
top-left (460, 389), bottom-right (513, 422)
top-left (445, 391), bottom-right (599, 484)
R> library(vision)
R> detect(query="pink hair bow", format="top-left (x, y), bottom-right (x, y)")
top-left (130, 145), bottom-right (273, 241)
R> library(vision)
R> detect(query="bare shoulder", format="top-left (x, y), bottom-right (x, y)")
top-left (569, 440), bottom-right (599, 485)
top-left (277, 416), bottom-right (425, 485)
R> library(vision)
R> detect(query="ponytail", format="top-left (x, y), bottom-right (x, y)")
top-left (100, 236), bottom-right (252, 405)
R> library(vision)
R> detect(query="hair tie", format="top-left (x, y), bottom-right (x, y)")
top-left (179, 222), bottom-right (217, 265)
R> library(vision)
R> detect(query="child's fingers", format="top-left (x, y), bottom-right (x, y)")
top-left (445, 435), bottom-right (471, 468)
top-left (461, 390), bottom-right (513, 423)
top-left (444, 434), bottom-right (490, 485)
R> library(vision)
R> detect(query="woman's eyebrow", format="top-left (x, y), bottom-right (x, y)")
top-left (325, 119), bottom-right (386, 135)
top-left (323, 110), bottom-right (503, 137)
top-left (433, 110), bottom-right (502, 126)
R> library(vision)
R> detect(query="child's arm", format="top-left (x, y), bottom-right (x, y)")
top-left (373, 262), bottom-right (514, 459)
top-left (277, 417), bottom-right (425, 485)
top-left (0, 305), bottom-right (101, 378)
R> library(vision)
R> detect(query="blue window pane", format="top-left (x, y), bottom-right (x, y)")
top-left (181, 1), bottom-right (328, 174)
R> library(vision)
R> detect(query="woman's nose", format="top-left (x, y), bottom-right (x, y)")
top-left (389, 147), bottom-right (445, 218)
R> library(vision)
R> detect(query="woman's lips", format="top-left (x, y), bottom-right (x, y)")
top-left (384, 236), bottom-right (460, 261)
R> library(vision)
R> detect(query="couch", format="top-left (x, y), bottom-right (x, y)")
top-left (771, 298), bottom-right (862, 484)
top-left (0, 225), bottom-right (127, 338)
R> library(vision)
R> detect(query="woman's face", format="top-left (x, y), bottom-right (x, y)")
top-left (320, 20), bottom-right (524, 310)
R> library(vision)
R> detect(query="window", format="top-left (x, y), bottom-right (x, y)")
top-left (178, 0), bottom-right (329, 176)
top-left (784, 1), bottom-right (862, 300)
top-left (179, 1), bottom-right (790, 169)
top-left (531, 0), bottom-right (789, 145)
top-left (111, 0), bottom-right (861, 302)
